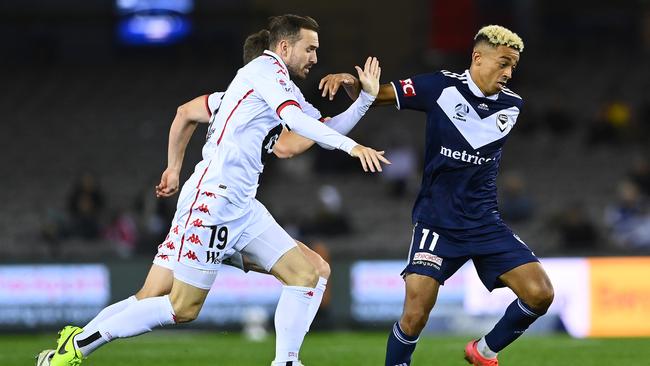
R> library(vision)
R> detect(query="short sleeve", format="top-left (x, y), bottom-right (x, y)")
top-left (206, 92), bottom-right (225, 117)
top-left (390, 73), bottom-right (441, 112)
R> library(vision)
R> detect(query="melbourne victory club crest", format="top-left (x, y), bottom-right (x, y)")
top-left (496, 113), bottom-right (509, 132)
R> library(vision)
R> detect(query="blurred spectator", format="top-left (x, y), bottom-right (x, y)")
top-left (103, 209), bottom-right (138, 258)
top-left (636, 98), bottom-right (650, 143)
top-left (301, 185), bottom-right (353, 237)
top-left (500, 172), bottom-right (535, 223)
top-left (629, 156), bottom-right (650, 197)
top-left (550, 202), bottom-right (600, 252)
top-left (543, 97), bottom-right (575, 137)
top-left (66, 171), bottom-right (105, 240)
top-left (586, 98), bottom-right (632, 146)
top-left (133, 182), bottom-right (175, 255)
top-left (604, 180), bottom-right (650, 250)
top-left (383, 146), bottom-right (417, 198)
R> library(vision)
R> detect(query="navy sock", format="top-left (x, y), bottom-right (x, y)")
top-left (385, 322), bottom-right (419, 366)
top-left (484, 298), bottom-right (541, 352)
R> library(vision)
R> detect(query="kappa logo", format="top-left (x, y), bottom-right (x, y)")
top-left (165, 241), bottom-right (175, 250)
top-left (183, 250), bottom-right (199, 261)
top-left (156, 254), bottom-right (169, 261)
top-left (197, 204), bottom-right (210, 215)
top-left (454, 103), bottom-right (470, 121)
top-left (478, 103), bottom-right (489, 111)
top-left (187, 234), bottom-right (202, 245)
top-left (497, 113), bottom-right (509, 132)
top-left (191, 219), bottom-right (203, 227)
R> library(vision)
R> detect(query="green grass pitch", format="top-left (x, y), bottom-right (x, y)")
top-left (3, 331), bottom-right (648, 365)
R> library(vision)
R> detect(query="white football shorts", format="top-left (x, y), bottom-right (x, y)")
top-left (152, 188), bottom-right (296, 289)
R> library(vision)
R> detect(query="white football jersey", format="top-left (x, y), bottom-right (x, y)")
top-left (192, 50), bottom-right (321, 208)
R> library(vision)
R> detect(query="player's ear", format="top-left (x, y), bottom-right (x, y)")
top-left (278, 39), bottom-right (289, 57)
top-left (471, 50), bottom-right (482, 66)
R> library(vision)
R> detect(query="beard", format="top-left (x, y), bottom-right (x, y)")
top-left (287, 64), bottom-right (307, 80)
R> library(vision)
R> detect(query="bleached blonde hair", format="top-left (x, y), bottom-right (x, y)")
top-left (474, 25), bottom-right (524, 52)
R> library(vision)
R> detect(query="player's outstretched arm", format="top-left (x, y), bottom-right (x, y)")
top-left (156, 95), bottom-right (211, 198)
top-left (273, 57), bottom-right (382, 157)
top-left (349, 145), bottom-right (391, 172)
top-left (319, 74), bottom-right (396, 106)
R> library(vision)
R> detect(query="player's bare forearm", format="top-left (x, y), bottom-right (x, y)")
top-left (156, 96), bottom-right (212, 198)
top-left (166, 96), bottom-right (212, 171)
top-left (373, 83), bottom-right (397, 106)
top-left (320, 75), bottom-right (396, 106)
top-left (273, 129), bottom-right (315, 158)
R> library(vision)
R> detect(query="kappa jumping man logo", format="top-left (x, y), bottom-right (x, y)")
top-left (187, 234), bottom-right (202, 245)
top-left (183, 250), bottom-right (199, 262)
top-left (197, 204), bottom-right (211, 215)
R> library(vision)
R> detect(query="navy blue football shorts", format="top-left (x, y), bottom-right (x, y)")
top-left (401, 222), bottom-right (539, 291)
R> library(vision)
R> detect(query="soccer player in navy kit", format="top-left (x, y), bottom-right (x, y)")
top-left (320, 25), bottom-right (554, 366)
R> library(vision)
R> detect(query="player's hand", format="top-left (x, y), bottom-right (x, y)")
top-left (349, 145), bottom-right (391, 173)
top-left (356, 56), bottom-right (381, 97)
top-left (319, 73), bottom-right (359, 101)
top-left (155, 168), bottom-right (180, 198)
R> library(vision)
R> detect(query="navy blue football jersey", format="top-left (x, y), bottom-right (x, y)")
top-left (391, 70), bottom-right (524, 237)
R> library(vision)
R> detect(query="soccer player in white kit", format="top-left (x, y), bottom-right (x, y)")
top-left (49, 15), bottom-right (388, 366)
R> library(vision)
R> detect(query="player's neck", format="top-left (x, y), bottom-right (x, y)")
top-left (468, 68), bottom-right (496, 98)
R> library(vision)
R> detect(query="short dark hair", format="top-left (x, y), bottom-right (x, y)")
top-left (243, 29), bottom-right (270, 64)
top-left (268, 14), bottom-right (319, 49)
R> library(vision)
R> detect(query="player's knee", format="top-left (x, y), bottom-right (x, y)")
top-left (400, 308), bottom-right (430, 336)
top-left (302, 267), bottom-right (320, 288)
top-left (172, 303), bottom-right (201, 323)
top-left (523, 283), bottom-right (554, 314)
top-left (289, 266), bottom-right (319, 288)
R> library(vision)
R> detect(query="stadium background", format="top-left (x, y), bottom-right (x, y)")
top-left (1, 0), bottom-right (650, 365)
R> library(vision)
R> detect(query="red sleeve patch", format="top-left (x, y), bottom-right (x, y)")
top-left (399, 79), bottom-right (416, 97)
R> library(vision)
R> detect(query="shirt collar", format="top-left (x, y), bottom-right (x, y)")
top-left (263, 50), bottom-right (289, 74)
top-left (464, 69), bottom-right (498, 101)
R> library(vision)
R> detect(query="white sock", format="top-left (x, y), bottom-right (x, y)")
top-left (76, 295), bottom-right (176, 356)
top-left (82, 296), bottom-right (138, 336)
top-left (304, 277), bottom-right (327, 332)
top-left (273, 285), bottom-right (314, 363)
top-left (477, 336), bottom-right (498, 359)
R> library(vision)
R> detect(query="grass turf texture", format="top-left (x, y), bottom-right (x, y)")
top-left (3, 331), bottom-right (648, 366)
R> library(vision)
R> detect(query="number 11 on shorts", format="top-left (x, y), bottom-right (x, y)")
top-left (418, 228), bottom-right (439, 251)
